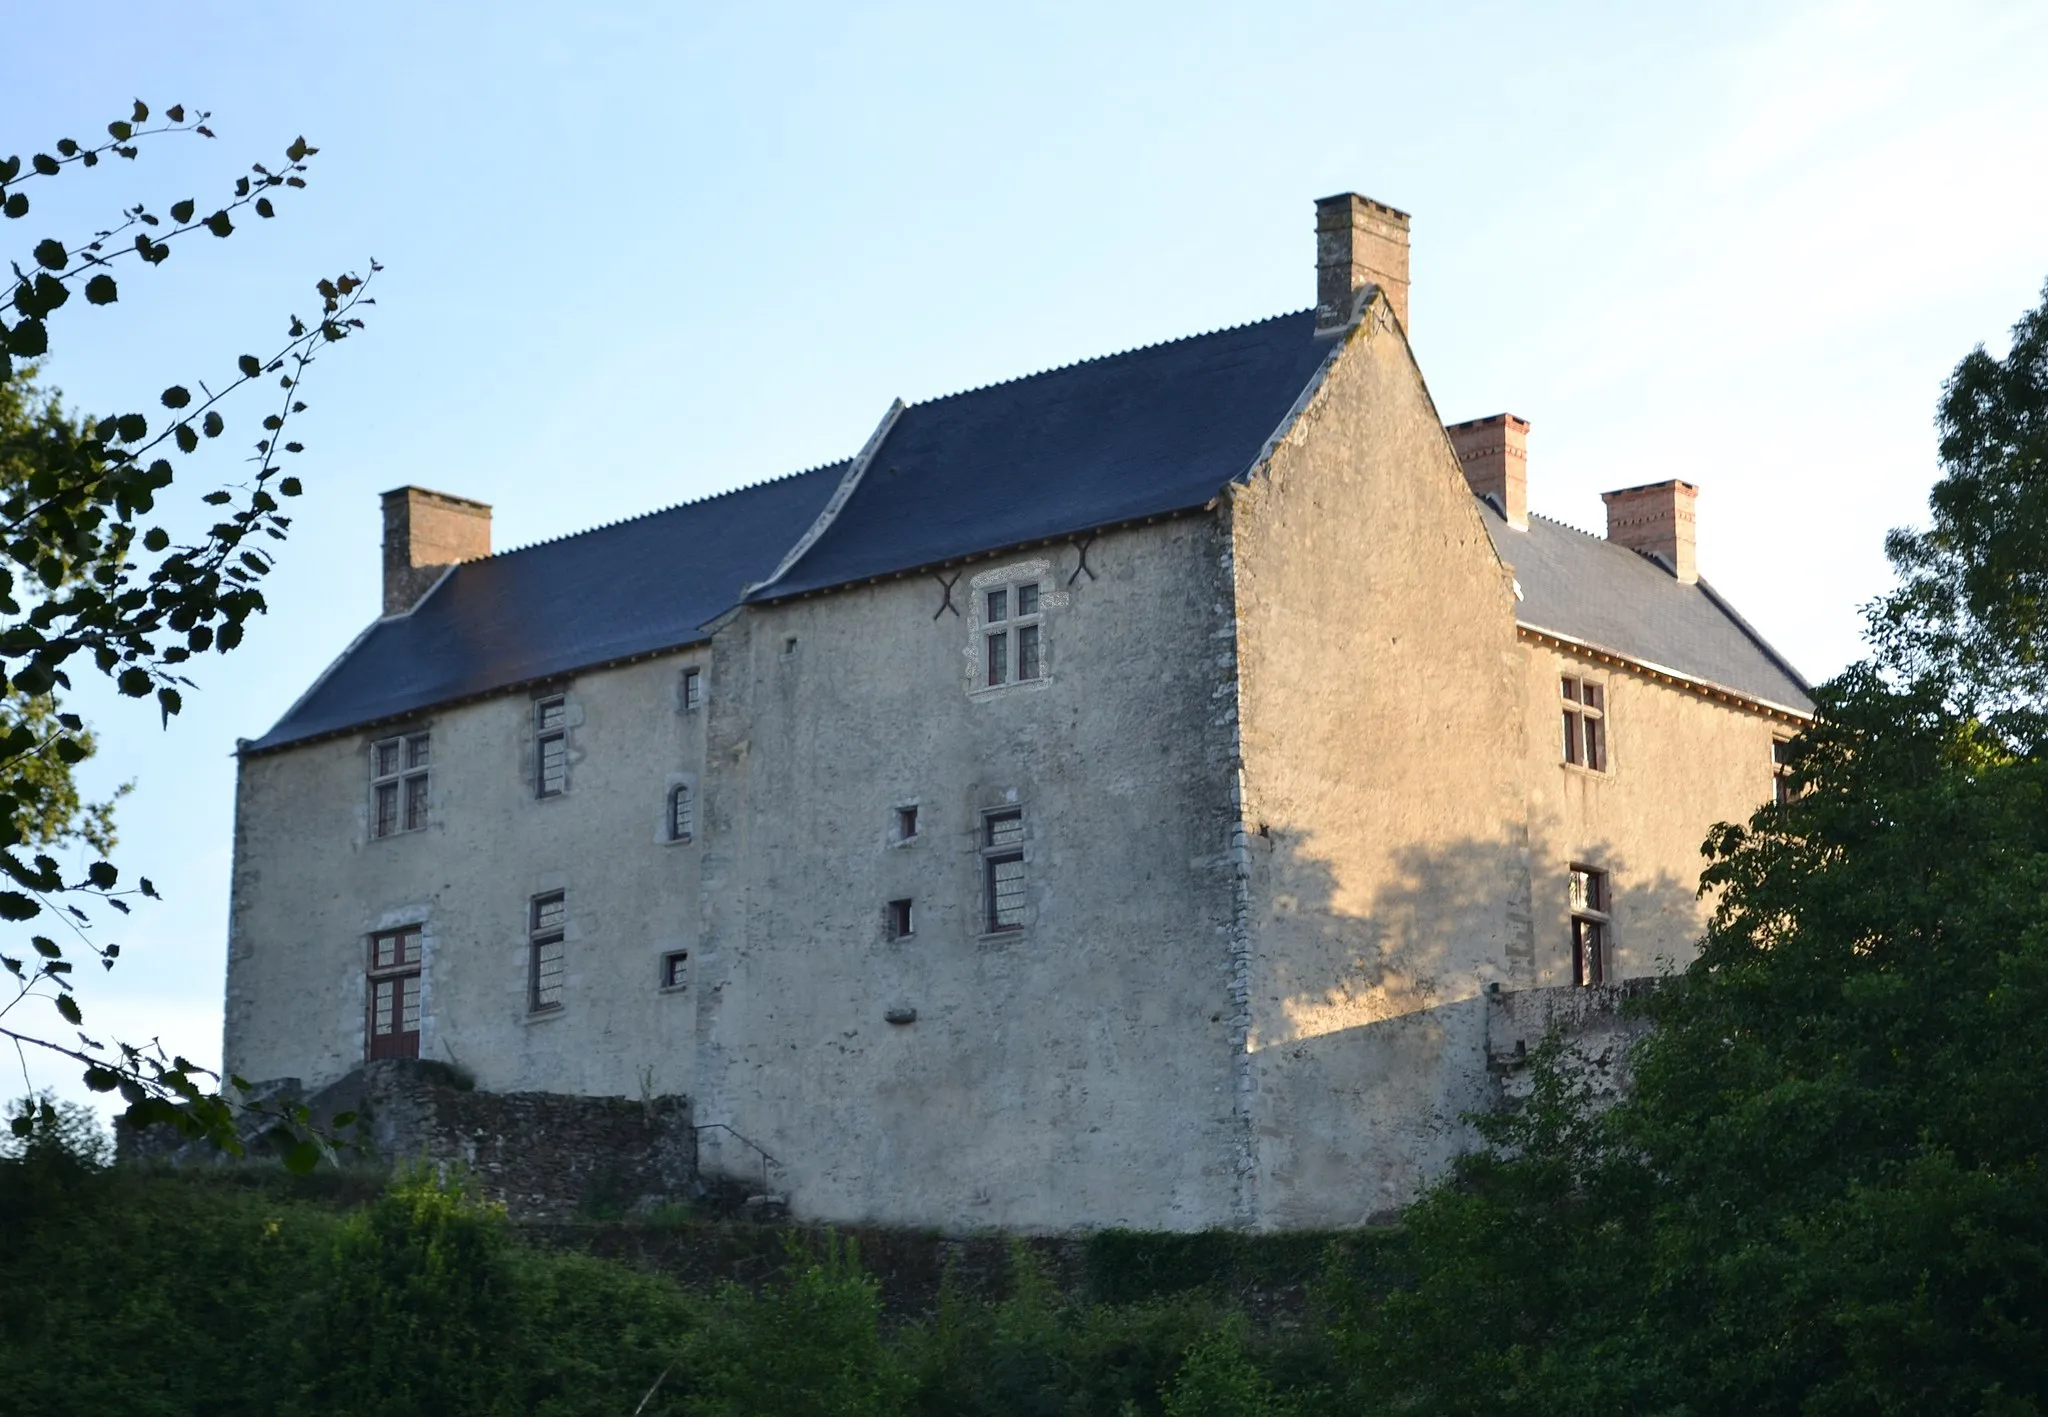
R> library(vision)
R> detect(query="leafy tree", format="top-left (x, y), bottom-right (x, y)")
top-left (0, 102), bottom-right (375, 1158)
top-left (1876, 280), bottom-right (2048, 742)
top-left (1329, 281), bottom-right (2048, 1415)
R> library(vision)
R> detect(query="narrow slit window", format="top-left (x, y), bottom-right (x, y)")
top-left (986, 630), bottom-right (1009, 687)
top-left (371, 732), bottom-right (430, 838)
top-left (887, 898), bottom-right (915, 940)
top-left (669, 784), bottom-right (694, 842)
top-left (529, 891), bottom-right (566, 1012)
top-left (896, 805), bottom-right (919, 841)
top-left (536, 696), bottom-right (568, 798)
top-left (983, 808), bottom-right (1026, 932)
top-left (1569, 866), bottom-right (1610, 987)
top-left (1772, 738), bottom-right (1796, 805)
top-left (681, 666), bottom-right (703, 712)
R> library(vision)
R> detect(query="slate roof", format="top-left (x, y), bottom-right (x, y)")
top-left (752, 311), bottom-right (1337, 600)
top-left (247, 464), bottom-right (846, 751)
top-left (249, 307), bottom-right (1810, 753)
top-left (1480, 502), bottom-right (1813, 715)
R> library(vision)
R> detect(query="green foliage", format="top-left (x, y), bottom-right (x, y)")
top-left (1325, 279), bottom-right (2048, 1415)
top-left (0, 104), bottom-right (376, 1151)
top-left (1, 1088), bottom-right (110, 1168)
top-left (298, 1165), bottom-right (524, 1415)
top-left (685, 1230), bottom-right (910, 1416)
top-left (1878, 278), bottom-right (2048, 741)
top-left (1161, 1320), bottom-right (1303, 1417)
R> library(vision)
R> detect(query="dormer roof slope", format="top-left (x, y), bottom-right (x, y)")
top-left (751, 311), bottom-right (1336, 601)
top-left (1481, 501), bottom-right (1813, 716)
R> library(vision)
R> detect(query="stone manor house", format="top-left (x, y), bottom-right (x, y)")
top-left (225, 194), bottom-right (1812, 1231)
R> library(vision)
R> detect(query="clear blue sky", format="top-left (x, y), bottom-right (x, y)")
top-left (7, 0), bottom-right (2047, 1110)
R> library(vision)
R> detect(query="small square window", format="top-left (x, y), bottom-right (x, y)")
top-left (660, 950), bottom-right (689, 990)
top-left (896, 805), bottom-right (919, 841)
top-left (887, 899), bottom-right (915, 939)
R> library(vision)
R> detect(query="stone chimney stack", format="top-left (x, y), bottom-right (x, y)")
top-left (382, 486), bottom-right (492, 616)
top-left (1601, 480), bottom-right (1698, 585)
top-left (1447, 414), bottom-right (1529, 531)
top-left (1316, 193), bottom-right (1411, 332)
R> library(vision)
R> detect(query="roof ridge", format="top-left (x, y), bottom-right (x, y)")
top-left (904, 308), bottom-right (1312, 411)
top-left (1527, 509), bottom-right (1608, 542)
top-left (482, 458), bottom-right (851, 563)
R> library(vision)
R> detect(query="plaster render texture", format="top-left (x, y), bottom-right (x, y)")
top-left (227, 652), bottom-right (707, 1101)
top-left (221, 192), bottom-right (1814, 1234)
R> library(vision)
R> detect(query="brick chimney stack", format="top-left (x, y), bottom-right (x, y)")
top-left (382, 486), bottom-right (492, 616)
top-left (1601, 480), bottom-right (1698, 585)
top-left (1316, 193), bottom-right (1410, 332)
top-left (1447, 414), bottom-right (1529, 531)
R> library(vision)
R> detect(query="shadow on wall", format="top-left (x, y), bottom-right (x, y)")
top-left (1256, 824), bottom-right (1701, 1048)
top-left (1241, 827), bottom-right (1699, 1225)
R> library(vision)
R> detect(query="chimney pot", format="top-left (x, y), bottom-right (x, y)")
top-left (1447, 414), bottom-right (1529, 531)
top-left (382, 486), bottom-right (491, 615)
top-left (1600, 480), bottom-right (1698, 584)
top-left (1315, 193), bottom-right (1410, 332)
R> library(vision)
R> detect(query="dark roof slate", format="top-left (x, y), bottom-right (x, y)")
top-left (1481, 502), bottom-right (1813, 714)
top-left (248, 464), bottom-right (845, 751)
top-left (249, 307), bottom-right (1811, 753)
top-left (753, 312), bottom-right (1336, 600)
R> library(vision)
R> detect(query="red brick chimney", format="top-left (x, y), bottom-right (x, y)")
top-left (1600, 480), bottom-right (1698, 584)
top-left (1316, 193), bottom-right (1410, 332)
top-left (382, 486), bottom-right (492, 615)
top-left (1447, 414), bottom-right (1529, 531)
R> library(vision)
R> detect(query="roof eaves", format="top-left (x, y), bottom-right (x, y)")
top-left (1694, 575), bottom-right (1815, 697)
top-left (241, 635), bottom-right (714, 758)
top-left (1517, 621), bottom-right (1815, 721)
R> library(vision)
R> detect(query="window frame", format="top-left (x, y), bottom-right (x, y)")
top-left (1568, 865), bottom-right (1611, 987)
top-left (894, 804), bottom-right (920, 843)
top-left (534, 695), bottom-right (569, 799)
top-left (528, 891), bottom-right (567, 1013)
top-left (886, 898), bottom-right (915, 940)
top-left (967, 562), bottom-right (1059, 698)
top-left (981, 807), bottom-right (1027, 934)
top-left (1560, 675), bottom-right (1608, 773)
top-left (668, 783), bottom-right (695, 843)
top-left (1772, 736), bottom-right (1796, 805)
top-left (659, 949), bottom-right (689, 992)
top-left (365, 925), bottom-right (423, 1060)
top-left (681, 665), bottom-right (703, 713)
top-left (369, 731), bottom-right (431, 838)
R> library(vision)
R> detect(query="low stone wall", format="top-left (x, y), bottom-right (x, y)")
top-left (123, 1060), bottom-right (696, 1221)
top-left (1485, 979), bottom-right (1659, 1109)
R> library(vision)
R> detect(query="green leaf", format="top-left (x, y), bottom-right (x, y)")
top-left (116, 667), bottom-right (151, 697)
top-left (31, 153), bottom-right (59, 176)
top-left (280, 477), bottom-right (303, 496)
top-left (131, 99), bottom-right (149, 123)
top-left (55, 993), bottom-right (81, 1024)
top-left (31, 936), bottom-right (60, 958)
top-left (204, 210), bottom-right (232, 238)
top-left (255, 198), bottom-right (275, 219)
top-left (170, 198), bottom-right (195, 224)
top-left (174, 423), bottom-right (198, 454)
top-left (84, 273), bottom-right (117, 305)
top-left (83, 1067), bottom-right (121, 1092)
top-left (167, 104), bottom-right (185, 122)
top-left (283, 1140), bottom-right (322, 1175)
top-left (87, 861), bottom-right (117, 888)
top-left (157, 687), bottom-right (182, 722)
top-left (106, 122), bottom-right (132, 142)
top-left (202, 411), bottom-right (223, 438)
top-left (3, 193), bottom-right (28, 219)
top-left (32, 238), bottom-right (67, 270)
top-left (143, 528), bottom-right (169, 551)
top-left (237, 354), bottom-right (260, 378)
top-left (0, 892), bottom-right (40, 921)
top-left (115, 412), bottom-right (147, 442)
top-left (160, 385), bottom-right (191, 409)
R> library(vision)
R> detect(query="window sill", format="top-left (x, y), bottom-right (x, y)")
top-left (523, 1006), bottom-right (565, 1025)
top-left (1558, 762), bottom-right (1611, 779)
top-left (658, 984), bottom-right (689, 996)
top-left (662, 835), bottom-right (695, 847)
top-left (975, 928), bottom-right (1029, 946)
